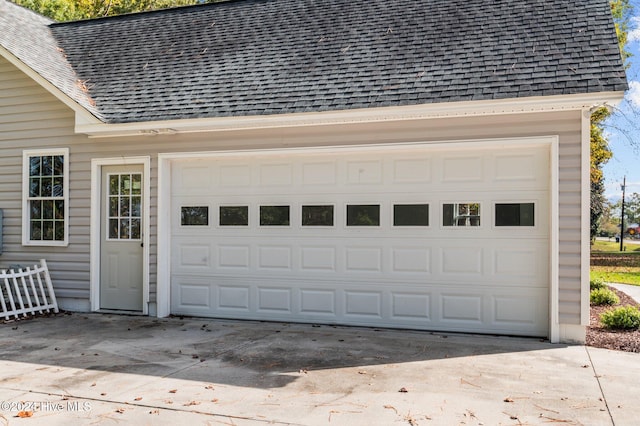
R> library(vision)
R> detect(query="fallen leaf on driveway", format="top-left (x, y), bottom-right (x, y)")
top-left (16, 411), bottom-right (33, 418)
top-left (183, 401), bottom-right (200, 406)
top-left (383, 405), bottom-right (398, 414)
top-left (115, 408), bottom-right (125, 414)
top-left (504, 397), bottom-right (514, 402)
top-left (169, 389), bottom-right (177, 393)
top-left (134, 397), bottom-right (142, 401)
top-left (399, 387), bottom-right (408, 393)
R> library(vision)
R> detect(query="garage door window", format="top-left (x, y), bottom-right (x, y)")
top-left (393, 204), bottom-right (429, 226)
top-left (443, 203), bottom-right (480, 227)
top-left (347, 204), bottom-right (380, 226)
top-left (220, 206), bottom-right (249, 226)
top-left (302, 205), bottom-right (334, 226)
top-left (495, 203), bottom-right (534, 226)
top-left (260, 205), bottom-right (290, 226)
top-left (181, 206), bottom-right (209, 226)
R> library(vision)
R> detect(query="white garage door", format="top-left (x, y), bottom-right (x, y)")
top-left (170, 142), bottom-right (550, 336)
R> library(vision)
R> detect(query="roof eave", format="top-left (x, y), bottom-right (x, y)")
top-left (0, 45), bottom-right (102, 126)
top-left (76, 91), bottom-right (626, 138)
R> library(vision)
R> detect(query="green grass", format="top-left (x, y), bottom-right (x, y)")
top-left (590, 240), bottom-right (640, 286)
top-left (590, 269), bottom-right (640, 286)
top-left (591, 240), bottom-right (640, 252)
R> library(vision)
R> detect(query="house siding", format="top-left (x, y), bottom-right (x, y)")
top-left (0, 56), bottom-right (584, 327)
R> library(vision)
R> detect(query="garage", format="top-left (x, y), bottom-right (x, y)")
top-left (169, 140), bottom-right (550, 336)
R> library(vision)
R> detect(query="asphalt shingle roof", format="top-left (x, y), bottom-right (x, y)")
top-left (0, 0), bottom-right (100, 119)
top-left (1, 0), bottom-right (628, 124)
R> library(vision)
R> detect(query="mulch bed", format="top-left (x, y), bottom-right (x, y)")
top-left (586, 287), bottom-right (640, 353)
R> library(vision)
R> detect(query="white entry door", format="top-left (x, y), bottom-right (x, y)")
top-left (100, 165), bottom-right (144, 311)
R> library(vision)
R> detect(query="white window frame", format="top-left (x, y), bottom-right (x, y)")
top-left (22, 148), bottom-right (70, 246)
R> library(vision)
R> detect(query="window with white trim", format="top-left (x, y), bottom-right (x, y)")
top-left (22, 149), bottom-right (69, 246)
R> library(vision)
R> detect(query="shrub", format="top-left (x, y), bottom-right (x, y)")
top-left (600, 306), bottom-right (640, 330)
top-left (590, 278), bottom-right (606, 291)
top-left (590, 288), bottom-right (620, 306)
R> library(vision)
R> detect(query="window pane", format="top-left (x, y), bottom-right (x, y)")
top-left (394, 204), bottom-right (429, 226)
top-left (443, 203), bottom-right (481, 227)
top-left (30, 200), bottom-right (42, 219)
top-left (30, 178), bottom-right (40, 197)
top-left (42, 200), bottom-right (54, 219)
top-left (109, 197), bottom-right (118, 217)
top-left (120, 174), bottom-right (131, 195)
top-left (260, 205), bottom-right (290, 226)
top-left (109, 219), bottom-right (119, 239)
top-left (109, 175), bottom-right (119, 195)
top-left (495, 203), bottom-right (535, 226)
top-left (29, 157), bottom-right (41, 177)
top-left (53, 155), bottom-right (64, 176)
top-left (302, 205), bottom-right (334, 226)
top-left (31, 221), bottom-right (42, 240)
top-left (54, 200), bottom-right (64, 220)
top-left (42, 156), bottom-right (53, 176)
top-left (347, 204), bottom-right (380, 226)
top-left (131, 174), bottom-right (142, 195)
top-left (41, 177), bottom-right (52, 197)
top-left (42, 221), bottom-right (54, 240)
top-left (55, 221), bottom-right (65, 240)
top-left (131, 218), bottom-right (141, 239)
top-left (52, 177), bottom-right (64, 197)
top-left (220, 206), bottom-right (249, 226)
top-left (120, 196), bottom-right (130, 216)
top-left (120, 219), bottom-right (130, 239)
top-left (131, 196), bottom-right (141, 217)
top-left (181, 206), bottom-right (209, 226)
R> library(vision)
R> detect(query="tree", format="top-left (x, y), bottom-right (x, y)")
top-left (590, 0), bottom-right (632, 241)
top-left (11, 0), bottom-right (218, 21)
top-left (590, 107), bottom-right (614, 240)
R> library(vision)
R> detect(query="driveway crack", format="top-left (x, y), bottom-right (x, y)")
top-left (585, 345), bottom-right (615, 425)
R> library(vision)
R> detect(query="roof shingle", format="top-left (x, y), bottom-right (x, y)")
top-left (1, 0), bottom-right (628, 124)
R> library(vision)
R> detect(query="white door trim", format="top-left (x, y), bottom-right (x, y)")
top-left (90, 156), bottom-right (151, 314)
top-left (156, 136), bottom-right (559, 340)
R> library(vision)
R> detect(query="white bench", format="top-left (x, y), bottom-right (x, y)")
top-left (0, 259), bottom-right (59, 321)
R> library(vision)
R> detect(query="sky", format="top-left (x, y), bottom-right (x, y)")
top-left (602, 0), bottom-right (640, 200)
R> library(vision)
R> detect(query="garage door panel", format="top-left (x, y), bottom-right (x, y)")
top-left (391, 293), bottom-right (431, 320)
top-left (170, 143), bottom-right (550, 337)
top-left (302, 161), bottom-right (337, 185)
top-left (301, 247), bottom-right (337, 271)
top-left (257, 246), bottom-right (292, 270)
top-left (218, 245), bottom-right (250, 269)
top-left (300, 290), bottom-right (336, 314)
top-left (392, 158), bottom-right (431, 183)
top-left (392, 248), bottom-right (431, 273)
top-left (260, 163), bottom-right (293, 186)
top-left (258, 287), bottom-right (292, 312)
top-left (345, 291), bottom-right (383, 317)
top-left (218, 286), bottom-right (250, 310)
top-left (441, 155), bottom-right (484, 183)
top-left (440, 247), bottom-right (483, 274)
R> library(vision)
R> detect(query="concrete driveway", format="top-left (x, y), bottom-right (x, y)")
top-left (0, 313), bottom-right (638, 425)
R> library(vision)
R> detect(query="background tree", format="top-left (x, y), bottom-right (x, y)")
top-left (11, 0), bottom-right (222, 21)
top-left (590, 0), bottom-right (633, 241)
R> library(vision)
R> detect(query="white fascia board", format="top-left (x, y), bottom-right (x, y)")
top-left (0, 46), bottom-right (101, 126)
top-left (77, 91), bottom-right (625, 138)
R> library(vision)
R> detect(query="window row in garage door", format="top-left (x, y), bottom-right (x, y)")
top-left (180, 202), bottom-right (535, 228)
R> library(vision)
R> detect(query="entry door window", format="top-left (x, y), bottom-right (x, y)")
top-left (107, 173), bottom-right (142, 240)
